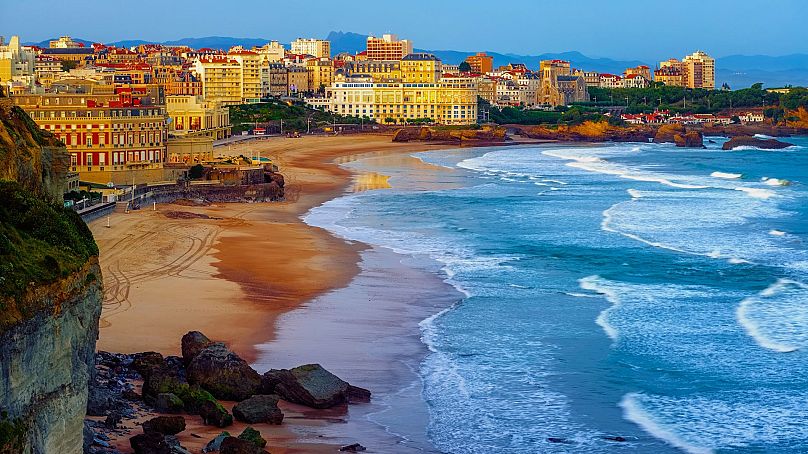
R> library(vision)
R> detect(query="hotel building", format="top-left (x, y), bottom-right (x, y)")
top-left (464, 52), bottom-right (494, 74)
top-left (165, 95), bottom-right (231, 141)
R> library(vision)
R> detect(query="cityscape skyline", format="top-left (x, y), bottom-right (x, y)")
top-left (3, 0), bottom-right (807, 61)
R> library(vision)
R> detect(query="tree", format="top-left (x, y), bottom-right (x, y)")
top-left (459, 61), bottom-right (472, 73)
top-left (61, 60), bottom-right (78, 72)
top-left (188, 164), bottom-right (205, 180)
top-left (750, 82), bottom-right (764, 91)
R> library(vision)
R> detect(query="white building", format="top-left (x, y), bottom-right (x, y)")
top-left (290, 38), bottom-right (330, 59)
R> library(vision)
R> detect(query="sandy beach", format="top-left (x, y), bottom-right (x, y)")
top-left (89, 133), bottom-right (458, 452)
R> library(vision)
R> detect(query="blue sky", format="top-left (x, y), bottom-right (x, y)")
top-left (3, 0), bottom-right (806, 60)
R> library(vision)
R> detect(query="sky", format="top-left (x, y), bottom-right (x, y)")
top-left (2, 0), bottom-right (806, 61)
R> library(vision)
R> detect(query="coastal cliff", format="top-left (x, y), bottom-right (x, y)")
top-left (0, 98), bottom-right (101, 453)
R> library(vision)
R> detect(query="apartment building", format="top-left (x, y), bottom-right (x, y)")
top-left (229, 50), bottom-right (262, 103)
top-left (366, 34), bottom-right (413, 61)
top-left (400, 53), bottom-right (442, 83)
top-left (683, 51), bottom-right (715, 90)
top-left (464, 52), bottom-right (494, 74)
top-left (254, 41), bottom-right (286, 62)
top-left (290, 38), bottom-right (331, 59)
top-left (306, 58), bottom-right (335, 92)
top-left (192, 55), bottom-right (243, 105)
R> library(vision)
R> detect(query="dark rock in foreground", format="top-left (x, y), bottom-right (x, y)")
top-left (187, 342), bottom-right (261, 401)
top-left (220, 436), bottom-right (269, 454)
top-left (262, 364), bottom-right (371, 409)
top-left (199, 399), bottom-right (234, 428)
top-left (181, 331), bottom-right (214, 365)
top-left (154, 392), bottom-right (184, 413)
top-left (340, 443), bottom-right (367, 452)
top-left (722, 135), bottom-right (794, 150)
top-left (233, 395), bottom-right (284, 424)
top-left (130, 431), bottom-right (171, 454)
top-left (237, 427), bottom-right (267, 448)
top-left (142, 415), bottom-right (186, 435)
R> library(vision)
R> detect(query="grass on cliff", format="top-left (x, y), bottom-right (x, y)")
top-left (0, 180), bottom-right (98, 326)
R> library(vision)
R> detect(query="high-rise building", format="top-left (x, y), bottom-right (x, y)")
top-left (290, 38), bottom-right (331, 59)
top-left (192, 56), bottom-right (243, 105)
top-left (366, 34), bottom-right (413, 61)
top-left (464, 52), bottom-right (494, 74)
top-left (683, 51), bottom-right (715, 90)
top-left (229, 50), bottom-right (262, 103)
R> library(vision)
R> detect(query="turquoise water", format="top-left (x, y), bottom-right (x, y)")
top-left (305, 136), bottom-right (808, 453)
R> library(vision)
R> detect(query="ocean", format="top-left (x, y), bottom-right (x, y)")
top-left (303, 135), bottom-right (808, 453)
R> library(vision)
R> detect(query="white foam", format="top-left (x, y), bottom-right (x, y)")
top-left (711, 171), bottom-right (742, 180)
top-left (627, 189), bottom-right (643, 199)
top-left (736, 279), bottom-right (808, 353)
top-left (754, 134), bottom-right (775, 139)
top-left (620, 393), bottom-right (714, 454)
top-left (762, 177), bottom-right (790, 186)
top-left (734, 187), bottom-right (776, 199)
top-left (769, 230), bottom-right (787, 236)
top-left (579, 275), bottom-right (621, 342)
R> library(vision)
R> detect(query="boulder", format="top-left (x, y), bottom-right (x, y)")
top-left (130, 432), bottom-right (171, 454)
top-left (340, 443), bottom-right (367, 452)
top-left (131, 351), bottom-right (165, 378)
top-left (181, 331), bottom-right (214, 365)
top-left (143, 363), bottom-right (188, 400)
top-left (233, 395), bottom-right (283, 424)
top-left (187, 343), bottom-right (261, 401)
top-left (267, 364), bottom-right (371, 409)
top-left (347, 385), bottom-right (371, 403)
top-left (653, 123), bottom-right (686, 144)
top-left (202, 432), bottom-right (230, 453)
top-left (722, 135), bottom-right (794, 150)
top-left (199, 399), bottom-right (233, 428)
top-left (219, 437), bottom-right (268, 454)
top-left (142, 415), bottom-right (186, 436)
top-left (165, 435), bottom-right (193, 454)
top-left (673, 131), bottom-right (704, 148)
top-left (154, 392), bottom-right (184, 413)
top-left (237, 427), bottom-right (267, 448)
top-left (87, 386), bottom-right (122, 416)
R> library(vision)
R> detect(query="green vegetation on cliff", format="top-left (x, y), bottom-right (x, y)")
top-left (229, 99), bottom-right (371, 133)
top-left (0, 180), bottom-right (98, 322)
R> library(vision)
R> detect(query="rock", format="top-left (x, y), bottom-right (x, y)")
top-left (722, 135), bottom-right (794, 150)
top-left (142, 363), bottom-right (187, 401)
top-left (181, 331), bottom-right (213, 365)
top-left (83, 421), bottom-right (94, 453)
top-left (270, 364), bottom-right (370, 409)
top-left (547, 437), bottom-right (573, 444)
top-left (154, 392), bottom-right (185, 413)
top-left (202, 431), bottom-right (230, 453)
top-left (187, 343), bottom-right (261, 401)
top-left (142, 415), bottom-right (186, 436)
top-left (130, 352), bottom-right (165, 378)
top-left (219, 437), bottom-right (268, 454)
top-left (237, 427), bottom-right (267, 448)
top-left (653, 123), bottom-right (686, 144)
top-left (130, 432), bottom-right (171, 454)
top-left (232, 395), bottom-right (283, 425)
top-left (673, 131), bottom-right (704, 148)
top-left (347, 385), bottom-right (372, 403)
top-left (104, 411), bottom-right (122, 428)
top-left (340, 443), bottom-right (367, 452)
top-left (165, 435), bottom-right (192, 454)
top-left (87, 386), bottom-right (122, 416)
top-left (603, 436), bottom-right (627, 442)
top-left (199, 399), bottom-right (233, 428)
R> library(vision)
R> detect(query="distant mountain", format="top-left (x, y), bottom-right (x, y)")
top-left (25, 36), bottom-right (274, 51)
top-left (326, 31), bottom-right (369, 55)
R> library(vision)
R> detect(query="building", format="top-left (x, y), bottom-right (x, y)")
top-left (49, 36), bottom-right (83, 49)
top-left (345, 60), bottom-right (401, 82)
top-left (654, 65), bottom-right (684, 87)
top-left (400, 53), bottom-right (442, 83)
top-left (306, 58), bottom-right (335, 92)
top-left (192, 55), bottom-right (243, 105)
top-left (287, 66), bottom-right (309, 95)
top-left (254, 41), bottom-right (285, 62)
top-left (683, 51), bottom-right (715, 90)
top-left (12, 82), bottom-right (169, 185)
top-left (0, 36), bottom-right (35, 89)
top-left (229, 50), bottom-right (262, 103)
top-left (739, 111), bottom-right (764, 123)
top-left (465, 52), bottom-right (494, 74)
top-left (598, 73), bottom-right (622, 89)
top-left (441, 64), bottom-right (460, 75)
top-left (538, 60), bottom-right (589, 106)
top-left (624, 65), bottom-right (651, 81)
top-left (622, 74), bottom-right (650, 88)
top-left (261, 63), bottom-right (288, 97)
top-left (318, 74), bottom-right (478, 125)
top-left (290, 38), bottom-right (331, 59)
top-left (166, 95), bottom-right (231, 140)
top-left (366, 34), bottom-right (413, 61)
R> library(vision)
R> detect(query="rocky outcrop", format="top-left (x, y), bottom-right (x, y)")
top-left (722, 135), bottom-right (794, 150)
top-left (0, 99), bottom-right (68, 203)
top-left (142, 416), bottom-right (186, 436)
top-left (181, 331), bottom-right (213, 365)
top-left (0, 260), bottom-right (102, 454)
top-left (261, 364), bottom-right (371, 409)
top-left (654, 124), bottom-right (704, 148)
top-left (186, 343), bottom-right (261, 401)
top-left (232, 395), bottom-right (283, 425)
top-left (220, 436), bottom-right (269, 454)
top-left (392, 126), bottom-right (507, 144)
top-left (518, 121), bottom-right (654, 143)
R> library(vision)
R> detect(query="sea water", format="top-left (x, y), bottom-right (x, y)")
top-left (304, 136), bottom-right (808, 453)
